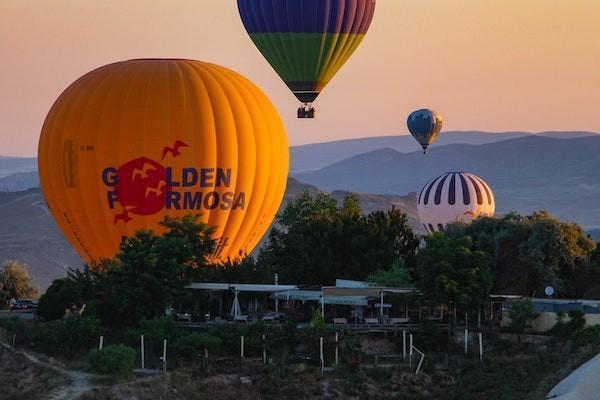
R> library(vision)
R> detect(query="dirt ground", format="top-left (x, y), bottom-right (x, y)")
top-left (0, 345), bottom-right (70, 400)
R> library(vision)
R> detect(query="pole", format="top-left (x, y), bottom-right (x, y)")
top-left (409, 334), bottom-right (413, 368)
top-left (241, 336), bottom-right (245, 360)
top-left (321, 290), bottom-right (325, 318)
top-left (99, 336), bottom-right (104, 350)
top-left (141, 335), bottom-right (145, 369)
top-left (479, 332), bottom-right (483, 362)
top-left (262, 334), bottom-right (267, 365)
top-left (335, 332), bottom-right (339, 365)
top-left (380, 290), bottom-right (384, 322)
top-left (403, 330), bottom-right (406, 360)
top-left (274, 273), bottom-right (279, 312)
top-left (320, 337), bottom-right (324, 374)
top-left (162, 339), bottom-right (167, 373)
top-left (464, 329), bottom-right (468, 356)
top-left (12, 333), bottom-right (16, 348)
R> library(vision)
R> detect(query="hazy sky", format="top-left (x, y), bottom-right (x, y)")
top-left (1, 0), bottom-right (599, 156)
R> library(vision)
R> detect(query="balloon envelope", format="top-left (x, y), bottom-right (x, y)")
top-left (237, 0), bottom-right (376, 104)
top-left (417, 172), bottom-right (495, 233)
top-left (407, 109), bottom-right (443, 152)
top-left (38, 59), bottom-right (289, 264)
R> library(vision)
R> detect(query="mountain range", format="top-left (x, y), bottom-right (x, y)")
top-left (294, 135), bottom-right (600, 228)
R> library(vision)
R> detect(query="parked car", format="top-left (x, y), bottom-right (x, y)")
top-left (261, 311), bottom-right (286, 322)
top-left (176, 312), bottom-right (192, 322)
top-left (10, 299), bottom-right (38, 311)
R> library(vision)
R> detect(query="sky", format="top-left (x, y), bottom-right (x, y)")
top-left (1, 0), bottom-right (599, 157)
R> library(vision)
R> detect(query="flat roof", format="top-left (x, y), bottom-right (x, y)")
top-left (187, 283), bottom-right (298, 292)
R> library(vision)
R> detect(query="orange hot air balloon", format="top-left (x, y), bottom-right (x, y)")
top-left (38, 59), bottom-right (289, 264)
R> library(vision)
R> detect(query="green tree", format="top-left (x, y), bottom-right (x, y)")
top-left (508, 299), bottom-right (539, 339)
top-left (415, 233), bottom-right (492, 315)
top-left (368, 258), bottom-right (412, 287)
top-left (447, 211), bottom-right (596, 297)
top-left (38, 269), bottom-right (100, 320)
top-left (0, 260), bottom-right (39, 306)
top-left (258, 192), bottom-right (419, 285)
top-left (93, 215), bottom-right (216, 327)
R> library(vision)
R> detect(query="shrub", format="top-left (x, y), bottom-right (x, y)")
top-left (551, 310), bottom-right (586, 338)
top-left (125, 317), bottom-right (181, 349)
top-left (172, 333), bottom-right (222, 361)
top-left (507, 299), bottom-right (538, 335)
top-left (574, 325), bottom-right (600, 346)
top-left (87, 345), bottom-right (136, 378)
top-left (32, 317), bottom-right (102, 359)
top-left (0, 316), bottom-right (31, 344)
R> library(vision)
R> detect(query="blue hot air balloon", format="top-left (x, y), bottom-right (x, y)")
top-left (407, 109), bottom-right (443, 153)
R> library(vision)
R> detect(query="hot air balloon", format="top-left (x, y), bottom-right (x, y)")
top-left (237, 0), bottom-right (376, 118)
top-left (407, 109), bottom-right (443, 153)
top-left (417, 172), bottom-right (495, 234)
top-left (38, 59), bottom-right (289, 264)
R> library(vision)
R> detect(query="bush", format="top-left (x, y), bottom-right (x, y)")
top-left (87, 345), bottom-right (136, 378)
top-left (574, 325), bottom-right (600, 346)
top-left (172, 333), bottom-right (222, 361)
top-left (551, 310), bottom-right (586, 338)
top-left (0, 316), bottom-right (31, 344)
top-left (32, 317), bottom-right (102, 359)
top-left (125, 317), bottom-right (181, 348)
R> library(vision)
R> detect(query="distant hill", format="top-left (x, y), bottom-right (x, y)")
top-left (589, 230), bottom-right (600, 242)
top-left (0, 179), bottom-right (418, 290)
top-left (290, 131), bottom-right (598, 173)
top-left (0, 171), bottom-right (39, 192)
top-left (0, 157), bottom-right (37, 178)
top-left (294, 135), bottom-right (600, 229)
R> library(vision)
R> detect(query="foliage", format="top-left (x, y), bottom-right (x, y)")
top-left (0, 260), bottom-right (39, 306)
top-left (368, 258), bottom-right (413, 287)
top-left (38, 215), bottom-right (217, 329)
top-left (309, 309), bottom-right (327, 337)
top-left (507, 299), bottom-right (538, 335)
top-left (415, 233), bottom-right (492, 313)
top-left (32, 317), bottom-right (102, 359)
top-left (574, 325), bottom-right (600, 347)
top-left (125, 317), bottom-right (182, 351)
top-left (172, 333), bottom-right (223, 361)
top-left (446, 212), bottom-right (596, 297)
top-left (551, 310), bottom-right (586, 337)
top-left (87, 345), bottom-right (136, 378)
top-left (258, 191), bottom-right (419, 285)
top-left (37, 269), bottom-right (99, 321)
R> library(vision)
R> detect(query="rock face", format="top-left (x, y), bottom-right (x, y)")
top-left (0, 189), bottom-right (82, 290)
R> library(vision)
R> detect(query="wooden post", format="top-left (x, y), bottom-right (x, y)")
top-left (262, 334), bottom-right (267, 365)
top-left (141, 335), bottom-right (145, 369)
top-left (403, 330), bottom-right (406, 360)
top-left (409, 334), bottom-right (413, 368)
top-left (335, 332), bottom-right (339, 365)
top-left (479, 332), bottom-right (483, 362)
top-left (464, 329), bottom-right (468, 356)
top-left (241, 336), bottom-right (245, 360)
top-left (12, 333), bottom-right (16, 348)
top-left (99, 335), bottom-right (104, 350)
top-left (320, 337), bottom-right (324, 374)
top-left (162, 339), bottom-right (167, 373)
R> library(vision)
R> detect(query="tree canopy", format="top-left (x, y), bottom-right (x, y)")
top-left (257, 192), bottom-right (419, 285)
top-left (0, 260), bottom-right (38, 306)
top-left (445, 211), bottom-right (596, 297)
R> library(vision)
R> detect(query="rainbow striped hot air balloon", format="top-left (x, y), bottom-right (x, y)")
top-left (238, 0), bottom-right (376, 118)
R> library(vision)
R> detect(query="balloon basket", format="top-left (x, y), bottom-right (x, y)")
top-left (297, 105), bottom-right (315, 119)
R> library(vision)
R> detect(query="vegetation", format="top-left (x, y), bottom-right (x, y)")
top-left (507, 299), bottom-right (538, 336)
top-left (257, 192), bottom-right (419, 285)
top-left (31, 316), bottom-right (102, 359)
top-left (446, 212), bottom-right (597, 297)
top-left (0, 260), bottom-right (38, 306)
top-left (87, 345), bottom-right (136, 378)
top-left (415, 234), bottom-right (492, 315)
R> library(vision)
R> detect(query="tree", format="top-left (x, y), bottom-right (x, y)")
top-left (368, 258), bottom-right (413, 287)
top-left (446, 211), bottom-right (596, 298)
top-left (415, 233), bottom-right (492, 315)
top-left (38, 269), bottom-right (100, 320)
top-left (258, 191), bottom-right (419, 285)
top-left (508, 299), bottom-right (538, 340)
top-left (0, 260), bottom-right (38, 306)
top-left (93, 215), bottom-right (217, 327)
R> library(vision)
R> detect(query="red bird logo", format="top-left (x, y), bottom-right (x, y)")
top-left (161, 140), bottom-right (189, 160)
top-left (114, 209), bottom-right (132, 225)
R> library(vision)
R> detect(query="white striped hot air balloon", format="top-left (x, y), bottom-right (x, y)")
top-left (417, 172), bottom-right (495, 234)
